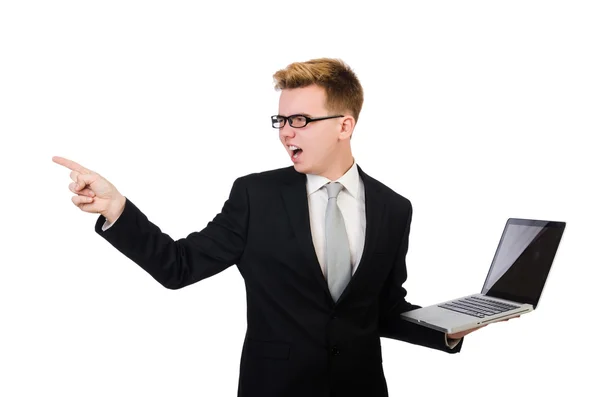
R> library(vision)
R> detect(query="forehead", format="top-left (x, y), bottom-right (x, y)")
top-left (278, 85), bottom-right (327, 115)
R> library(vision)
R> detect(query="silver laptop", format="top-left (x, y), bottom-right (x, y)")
top-left (401, 218), bottom-right (566, 335)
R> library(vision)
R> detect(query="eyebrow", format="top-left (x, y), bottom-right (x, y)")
top-left (275, 112), bottom-right (314, 118)
top-left (289, 113), bottom-right (312, 117)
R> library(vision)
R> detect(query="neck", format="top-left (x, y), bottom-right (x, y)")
top-left (319, 151), bottom-right (354, 181)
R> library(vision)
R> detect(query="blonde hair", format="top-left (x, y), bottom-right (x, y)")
top-left (273, 58), bottom-right (364, 122)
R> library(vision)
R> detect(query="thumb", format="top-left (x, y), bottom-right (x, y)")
top-left (74, 173), bottom-right (97, 191)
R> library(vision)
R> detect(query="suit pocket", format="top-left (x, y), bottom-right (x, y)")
top-left (246, 337), bottom-right (291, 360)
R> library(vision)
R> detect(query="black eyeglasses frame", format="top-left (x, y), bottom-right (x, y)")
top-left (271, 114), bottom-right (345, 129)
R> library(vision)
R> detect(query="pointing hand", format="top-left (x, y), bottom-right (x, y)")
top-left (52, 156), bottom-right (126, 223)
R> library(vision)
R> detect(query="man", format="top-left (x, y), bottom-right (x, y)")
top-left (53, 58), bottom-right (482, 396)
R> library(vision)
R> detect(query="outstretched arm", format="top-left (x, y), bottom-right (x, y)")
top-left (95, 177), bottom-right (249, 290)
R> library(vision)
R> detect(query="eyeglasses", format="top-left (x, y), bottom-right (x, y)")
top-left (271, 114), bottom-right (344, 129)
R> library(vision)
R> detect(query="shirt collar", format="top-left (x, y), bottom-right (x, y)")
top-left (306, 159), bottom-right (360, 199)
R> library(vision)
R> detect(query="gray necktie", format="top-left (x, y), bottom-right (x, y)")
top-left (325, 182), bottom-right (352, 302)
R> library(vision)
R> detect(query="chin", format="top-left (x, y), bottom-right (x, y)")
top-left (293, 163), bottom-right (311, 174)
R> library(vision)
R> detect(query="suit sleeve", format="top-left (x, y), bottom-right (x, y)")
top-left (377, 200), bottom-right (463, 353)
top-left (94, 177), bottom-right (249, 290)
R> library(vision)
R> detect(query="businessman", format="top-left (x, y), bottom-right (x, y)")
top-left (54, 58), bottom-right (487, 396)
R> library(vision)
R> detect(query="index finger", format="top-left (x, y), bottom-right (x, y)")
top-left (52, 156), bottom-right (91, 174)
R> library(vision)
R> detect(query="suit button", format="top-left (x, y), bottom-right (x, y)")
top-left (331, 346), bottom-right (340, 356)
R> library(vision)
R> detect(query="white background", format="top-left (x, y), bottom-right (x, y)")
top-left (1, 1), bottom-right (599, 396)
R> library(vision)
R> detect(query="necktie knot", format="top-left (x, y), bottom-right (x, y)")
top-left (325, 182), bottom-right (343, 199)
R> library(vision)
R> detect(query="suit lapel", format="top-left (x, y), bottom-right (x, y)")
top-left (280, 165), bottom-right (386, 306)
top-left (281, 170), bottom-right (331, 300)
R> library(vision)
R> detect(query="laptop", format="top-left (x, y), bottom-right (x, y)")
top-left (400, 218), bottom-right (566, 335)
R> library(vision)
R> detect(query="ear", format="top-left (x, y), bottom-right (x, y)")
top-left (339, 115), bottom-right (355, 140)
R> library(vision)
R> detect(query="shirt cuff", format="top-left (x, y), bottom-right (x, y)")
top-left (445, 334), bottom-right (462, 349)
top-left (101, 213), bottom-right (121, 231)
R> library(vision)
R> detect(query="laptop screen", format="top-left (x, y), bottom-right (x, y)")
top-left (481, 219), bottom-right (565, 308)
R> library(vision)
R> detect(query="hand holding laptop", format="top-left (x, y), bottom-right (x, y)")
top-left (402, 218), bottom-right (565, 337)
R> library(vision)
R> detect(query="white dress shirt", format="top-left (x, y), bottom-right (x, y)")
top-left (305, 160), bottom-right (366, 278)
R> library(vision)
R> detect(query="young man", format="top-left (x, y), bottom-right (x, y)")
top-left (53, 58), bottom-right (479, 397)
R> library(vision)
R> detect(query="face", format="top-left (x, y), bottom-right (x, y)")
top-left (277, 85), bottom-right (351, 176)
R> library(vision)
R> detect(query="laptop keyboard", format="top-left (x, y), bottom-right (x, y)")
top-left (438, 296), bottom-right (519, 318)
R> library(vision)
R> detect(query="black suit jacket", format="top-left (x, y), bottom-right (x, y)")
top-left (95, 164), bottom-right (462, 397)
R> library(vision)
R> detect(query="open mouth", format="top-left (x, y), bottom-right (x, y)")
top-left (289, 145), bottom-right (303, 159)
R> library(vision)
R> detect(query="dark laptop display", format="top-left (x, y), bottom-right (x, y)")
top-left (482, 219), bottom-right (566, 309)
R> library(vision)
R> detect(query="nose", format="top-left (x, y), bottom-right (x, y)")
top-left (279, 123), bottom-right (296, 139)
